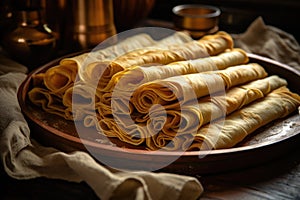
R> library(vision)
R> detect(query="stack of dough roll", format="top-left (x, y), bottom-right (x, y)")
top-left (28, 31), bottom-right (194, 120)
top-left (27, 31), bottom-right (300, 151)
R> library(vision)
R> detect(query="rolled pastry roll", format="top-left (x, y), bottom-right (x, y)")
top-left (59, 33), bottom-right (161, 80)
top-left (62, 83), bottom-right (101, 110)
top-left (96, 91), bottom-right (134, 119)
top-left (109, 71), bottom-right (277, 151)
top-left (97, 117), bottom-right (146, 145)
top-left (144, 75), bottom-right (288, 149)
top-left (38, 32), bottom-right (191, 90)
top-left (213, 75), bottom-right (288, 114)
top-left (131, 63), bottom-right (268, 115)
top-left (89, 31), bottom-right (233, 90)
top-left (31, 73), bottom-right (45, 87)
top-left (96, 91), bottom-right (129, 119)
top-left (64, 107), bottom-right (96, 121)
top-left (145, 131), bottom-right (186, 151)
top-left (104, 48), bottom-right (248, 92)
top-left (65, 31), bottom-right (192, 68)
top-left (36, 32), bottom-right (191, 107)
top-left (28, 87), bottom-right (70, 120)
top-left (111, 31), bottom-right (233, 71)
top-left (83, 114), bottom-right (101, 131)
top-left (43, 63), bottom-right (78, 97)
top-left (98, 90), bottom-right (112, 106)
top-left (188, 86), bottom-right (300, 151)
top-left (96, 90), bottom-right (135, 120)
top-left (73, 31), bottom-right (193, 83)
top-left (96, 101), bottom-right (113, 118)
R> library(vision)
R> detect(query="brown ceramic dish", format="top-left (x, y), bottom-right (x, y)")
top-left (17, 52), bottom-right (300, 175)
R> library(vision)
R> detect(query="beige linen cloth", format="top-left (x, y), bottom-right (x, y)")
top-left (1, 16), bottom-right (300, 200)
top-left (233, 17), bottom-right (300, 71)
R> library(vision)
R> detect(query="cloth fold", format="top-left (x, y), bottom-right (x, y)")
top-left (0, 60), bottom-right (203, 200)
top-left (232, 17), bottom-right (300, 71)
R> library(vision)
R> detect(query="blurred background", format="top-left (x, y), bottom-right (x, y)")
top-left (1, 0), bottom-right (299, 69)
top-left (149, 0), bottom-right (300, 42)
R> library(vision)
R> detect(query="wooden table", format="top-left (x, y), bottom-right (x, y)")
top-left (200, 146), bottom-right (300, 199)
top-left (1, 144), bottom-right (300, 199)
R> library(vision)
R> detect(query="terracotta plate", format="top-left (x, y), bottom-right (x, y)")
top-left (17, 53), bottom-right (300, 175)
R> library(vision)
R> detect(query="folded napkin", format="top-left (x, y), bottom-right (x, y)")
top-left (232, 17), bottom-right (300, 71)
top-left (0, 57), bottom-right (203, 200)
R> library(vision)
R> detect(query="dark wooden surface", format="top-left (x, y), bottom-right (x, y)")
top-left (200, 146), bottom-right (300, 200)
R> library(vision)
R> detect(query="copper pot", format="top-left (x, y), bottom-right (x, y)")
top-left (1, 8), bottom-right (56, 69)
